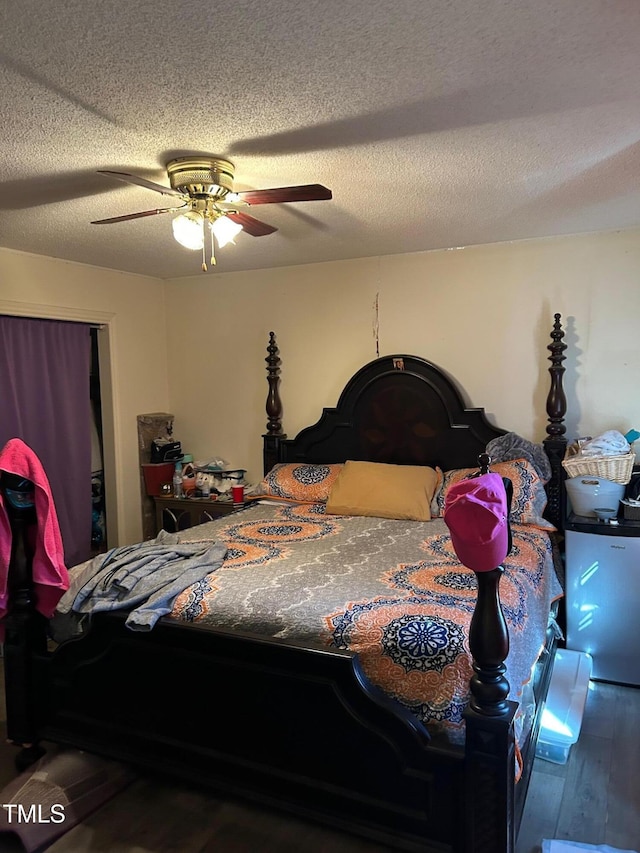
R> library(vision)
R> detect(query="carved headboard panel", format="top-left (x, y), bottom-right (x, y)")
top-left (264, 352), bottom-right (505, 472)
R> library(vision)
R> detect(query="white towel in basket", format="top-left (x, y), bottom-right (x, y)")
top-left (579, 430), bottom-right (630, 457)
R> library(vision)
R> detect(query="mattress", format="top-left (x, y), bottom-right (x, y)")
top-left (168, 501), bottom-right (563, 741)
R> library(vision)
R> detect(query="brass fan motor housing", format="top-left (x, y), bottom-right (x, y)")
top-left (167, 157), bottom-right (235, 200)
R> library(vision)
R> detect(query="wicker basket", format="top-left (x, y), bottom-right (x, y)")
top-left (621, 501), bottom-right (640, 521)
top-left (562, 445), bottom-right (635, 485)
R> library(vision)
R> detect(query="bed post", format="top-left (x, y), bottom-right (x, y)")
top-left (543, 313), bottom-right (568, 531)
top-left (263, 331), bottom-right (287, 475)
top-left (1, 491), bottom-right (48, 769)
top-left (463, 316), bottom-right (566, 852)
top-left (463, 563), bottom-right (518, 853)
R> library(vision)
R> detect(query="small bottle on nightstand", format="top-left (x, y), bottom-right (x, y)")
top-left (172, 462), bottom-right (183, 498)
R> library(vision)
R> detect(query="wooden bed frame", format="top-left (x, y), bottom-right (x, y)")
top-left (2, 314), bottom-right (568, 853)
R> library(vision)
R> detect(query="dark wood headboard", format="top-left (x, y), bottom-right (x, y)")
top-left (262, 314), bottom-right (567, 530)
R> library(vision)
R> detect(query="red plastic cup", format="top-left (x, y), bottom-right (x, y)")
top-left (232, 485), bottom-right (244, 504)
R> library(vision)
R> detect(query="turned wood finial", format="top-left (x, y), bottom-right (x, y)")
top-left (546, 313), bottom-right (567, 439)
top-left (265, 332), bottom-right (283, 435)
top-left (477, 453), bottom-right (491, 475)
top-left (468, 567), bottom-right (510, 716)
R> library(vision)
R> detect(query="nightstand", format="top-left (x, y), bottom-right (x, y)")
top-left (153, 496), bottom-right (245, 534)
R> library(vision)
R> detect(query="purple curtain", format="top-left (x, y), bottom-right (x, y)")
top-left (0, 315), bottom-right (92, 567)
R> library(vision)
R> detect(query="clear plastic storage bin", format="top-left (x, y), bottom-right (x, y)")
top-left (535, 648), bottom-right (592, 765)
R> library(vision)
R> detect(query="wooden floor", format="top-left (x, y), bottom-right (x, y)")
top-left (516, 679), bottom-right (640, 853)
top-left (0, 664), bottom-right (638, 852)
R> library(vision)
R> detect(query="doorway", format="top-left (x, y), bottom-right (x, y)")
top-left (0, 301), bottom-right (119, 555)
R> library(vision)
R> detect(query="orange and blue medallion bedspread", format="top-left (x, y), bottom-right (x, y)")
top-left (172, 501), bottom-right (562, 740)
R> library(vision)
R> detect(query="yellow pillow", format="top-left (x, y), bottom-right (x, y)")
top-left (325, 461), bottom-right (439, 521)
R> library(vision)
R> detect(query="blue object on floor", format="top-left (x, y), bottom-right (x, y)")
top-left (543, 841), bottom-right (639, 853)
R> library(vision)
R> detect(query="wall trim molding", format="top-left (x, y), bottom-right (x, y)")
top-left (0, 299), bottom-right (115, 325)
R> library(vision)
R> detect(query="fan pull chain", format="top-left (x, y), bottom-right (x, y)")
top-left (210, 223), bottom-right (216, 266)
top-left (200, 217), bottom-right (207, 271)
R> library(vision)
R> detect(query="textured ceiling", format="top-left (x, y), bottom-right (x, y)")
top-left (1, 0), bottom-right (639, 280)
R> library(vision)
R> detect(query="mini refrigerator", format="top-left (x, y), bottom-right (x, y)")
top-left (565, 517), bottom-right (640, 686)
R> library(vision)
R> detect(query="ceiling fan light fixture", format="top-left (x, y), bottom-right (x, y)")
top-left (172, 210), bottom-right (204, 250)
top-left (167, 157), bottom-right (235, 198)
top-left (210, 215), bottom-right (243, 248)
top-left (94, 159), bottom-right (332, 271)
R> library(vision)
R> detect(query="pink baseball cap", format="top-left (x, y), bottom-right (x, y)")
top-left (443, 472), bottom-right (509, 573)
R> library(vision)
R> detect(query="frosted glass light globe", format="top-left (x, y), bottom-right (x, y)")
top-left (210, 215), bottom-right (243, 248)
top-left (172, 211), bottom-right (205, 250)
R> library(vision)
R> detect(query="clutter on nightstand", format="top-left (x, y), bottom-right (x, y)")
top-left (562, 430), bottom-right (635, 486)
top-left (172, 461), bottom-right (183, 498)
top-left (621, 469), bottom-right (640, 519)
top-left (194, 460), bottom-right (247, 498)
top-left (150, 438), bottom-right (182, 463)
top-left (142, 461), bottom-right (176, 496)
top-left (563, 428), bottom-right (639, 519)
top-left (564, 476), bottom-right (625, 518)
top-left (181, 455), bottom-right (196, 496)
top-left (142, 431), bottom-right (184, 496)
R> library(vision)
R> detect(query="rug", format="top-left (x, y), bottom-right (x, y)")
top-left (543, 841), bottom-right (639, 853)
top-left (0, 747), bottom-right (136, 852)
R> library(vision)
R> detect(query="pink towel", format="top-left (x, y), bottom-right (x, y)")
top-left (0, 438), bottom-right (69, 624)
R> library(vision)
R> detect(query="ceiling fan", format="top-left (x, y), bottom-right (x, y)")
top-left (91, 156), bottom-right (332, 271)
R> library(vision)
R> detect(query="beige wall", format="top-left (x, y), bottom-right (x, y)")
top-left (165, 229), bottom-right (640, 485)
top-left (3, 228), bottom-right (637, 550)
top-left (0, 248), bottom-right (169, 546)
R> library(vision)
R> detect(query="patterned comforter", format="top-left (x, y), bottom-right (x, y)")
top-left (171, 501), bottom-right (563, 740)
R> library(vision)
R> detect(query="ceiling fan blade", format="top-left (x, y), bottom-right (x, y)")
top-left (97, 170), bottom-right (184, 198)
top-left (226, 212), bottom-right (278, 237)
top-left (91, 207), bottom-right (179, 224)
top-left (235, 184), bottom-right (332, 205)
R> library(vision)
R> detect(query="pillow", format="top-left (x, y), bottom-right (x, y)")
top-left (430, 458), bottom-right (554, 529)
top-left (325, 461), bottom-right (440, 522)
top-left (247, 463), bottom-right (344, 504)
